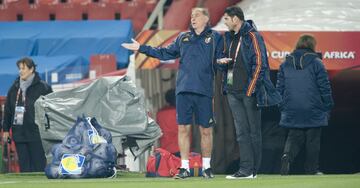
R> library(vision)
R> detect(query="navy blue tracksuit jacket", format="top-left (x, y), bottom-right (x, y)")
top-left (138, 26), bottom-right (224, 97)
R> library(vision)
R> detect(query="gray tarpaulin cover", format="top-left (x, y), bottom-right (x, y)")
top-left (35, 76), bottom-right (162, 158)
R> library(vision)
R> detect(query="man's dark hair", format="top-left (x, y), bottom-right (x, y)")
top-left (295, 34), bottom-right (317, 51)
top-left (16, 57), bottom-right (36, 72)
top-left (224, 6), bottom-right (245, 21)
top-left (165, 88), bottom-right (176, 107)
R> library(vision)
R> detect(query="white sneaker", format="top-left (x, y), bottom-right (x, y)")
top-left (226, 171), bottom-right (254, 179)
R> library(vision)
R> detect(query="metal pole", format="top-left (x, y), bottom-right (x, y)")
top-left (142, 0), bottom-right (167, 30)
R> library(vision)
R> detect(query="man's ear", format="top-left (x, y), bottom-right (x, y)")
top-left (232, 16), bottom-right (239, 23)
top-left (205, 16), bottom-right (210, 23)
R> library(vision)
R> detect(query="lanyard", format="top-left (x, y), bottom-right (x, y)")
top-left (15, 88), bottom-right (25, 107)
top-left (229, 35), bottom-right (242, 64)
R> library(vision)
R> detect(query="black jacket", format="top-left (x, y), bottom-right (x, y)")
top-left (220, 20), bottom-right (281, 107)
top-left (276, 49), bottom-right (334, 128)
top-left (3, 72), bottom-right (52, 142)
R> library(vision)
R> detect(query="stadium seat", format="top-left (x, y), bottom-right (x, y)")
top-left (105, 0), bottom-right (130, 4)
top-left (144, 0), bottom-right (157, 13)
top-left (21, 5), bottom-right (51, 20)
top-left (38, 0), bottom-right (59, 5)
top-left (87, 2), bottom-right (116, 20)
top-left (120, 0), bottom-right (148, 33)
top-left (89, 54), bottom-right (117, 78)
top-left (0, 6), bottom-right (17, 21)
top-left (6, 0), bottom-right (29, 10)
top-left (69, 0), bottom-right (91, 5)
top-left (163, 0), bottom-right (197, 30)
top-left (54, 3), bottom-right (86, 20)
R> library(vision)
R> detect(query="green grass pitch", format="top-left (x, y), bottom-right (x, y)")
top-left (0, 172), bottom-right (359, 188)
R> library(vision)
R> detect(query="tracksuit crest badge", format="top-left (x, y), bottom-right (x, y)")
top-left (205, 37), bottom-right (211, 43)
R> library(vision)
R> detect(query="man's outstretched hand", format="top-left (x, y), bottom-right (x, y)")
top-left (121, 38), bottom-right (140, 51)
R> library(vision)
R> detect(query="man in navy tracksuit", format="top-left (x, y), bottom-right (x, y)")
top-left (277, 34), bottom-right (334, 175)
top-left (217, 6), bottom-right (281, 179)
top-left (122, 8), bottom-right (224, 179)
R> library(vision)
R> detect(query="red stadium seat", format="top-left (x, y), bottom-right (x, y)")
top-left (110, 1), bottom-right (123, 19)
top-left (163, 0), bottom-right (197, 30)
top-left (89, 54), bottom-right (117, 78)
top-left (38, 0), bottom-right (59, 5)
top-left (120, 0), bottom-right (148, 33)
top-left (0, 6), bottom-right (17, 21)
top-left (69, 0), bottom-right (91, 5)
top-left (6, 0), bottom-right (29, 10)
top-left (54, 3), bottom-right (86, 20)
top-left (105, 0), bottom-right (125, 4)
top-left (20, 5), bottom-right (51, 21)
top-left (144, 0), bottom-right (157, 13)
top-left (87, 2), bottom-right (116, 20)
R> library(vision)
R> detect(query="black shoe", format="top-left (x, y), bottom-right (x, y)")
top-left (202, 168), bottom-right (214, 179)
top-left (253, 171), bottom-right (257, 178)
top-left (306, 170), bottom-right (324, 175)
top-left (280, 154), bottom-right (290, 175)
top-left (174, 168), bottom-right (190, 179)
top-left (225, 171), bottom-right (254, 179)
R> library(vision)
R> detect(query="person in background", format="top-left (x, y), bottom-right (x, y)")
top-left (276, 34), bottom-right (334, 175)
top-left (156, 89), bottom-right (180, 155)
top-left (2, 57), bottom-right (52, 172)
top-left (122, 8), bottom-right (224, 179)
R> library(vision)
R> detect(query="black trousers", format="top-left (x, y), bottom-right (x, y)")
top-left (283, 127), bottom-right (322, 174)
top-left (227, 93), bottom-right (262, 175)
top-left (15, 141), bottom-right (46, 172)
